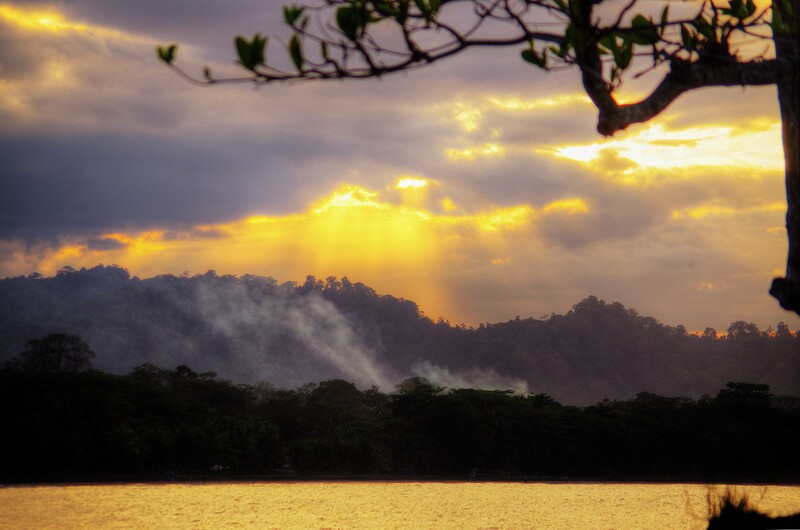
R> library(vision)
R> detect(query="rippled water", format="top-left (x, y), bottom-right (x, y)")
top-left (1, 482), bottom-right (798, 529)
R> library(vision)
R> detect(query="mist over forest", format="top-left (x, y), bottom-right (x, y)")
top-left (1, 265), bottom-right (798, 405)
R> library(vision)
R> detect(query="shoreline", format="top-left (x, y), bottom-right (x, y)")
top-left (4, 474), bottom-right (800, 488)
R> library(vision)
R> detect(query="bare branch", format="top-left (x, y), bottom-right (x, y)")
top-left (588, 57), bottom-right (794, 136)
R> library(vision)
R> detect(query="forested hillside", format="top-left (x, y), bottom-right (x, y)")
top-left (1, 368), bottom-right (797, 483)
top-left (1, 265), bottom-right (798, 404)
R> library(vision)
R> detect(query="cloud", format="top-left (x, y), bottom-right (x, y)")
top-left (0, 132), bottom-right (285, 239)
top-left (545, 122), bottom-right (784, 172)
top-left (86, 237), bottom-right (127, 251)
top-left (0, 0), bottom-right (791, 338)
top-left (0, 181), bottom-right (594, 322)
top-left (1, 160), bottom-right (788, 335)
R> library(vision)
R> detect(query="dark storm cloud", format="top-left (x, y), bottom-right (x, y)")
top-left (0, 130), bottom-right (317, 240)
top-left (16, 0), bottom-right (281, 41)
top-left (0, 85), bottom-right (455, 242)
top-left (435, 152), bottom-right (585, 209)
top-left (537, 190), bottom-right (665, 249)
top-left (86, 237), bottom-right (127, 251)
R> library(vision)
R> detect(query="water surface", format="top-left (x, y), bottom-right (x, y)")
top-left (1, 482), bottom-right (798, 529)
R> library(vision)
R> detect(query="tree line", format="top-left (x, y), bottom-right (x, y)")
top-left (1, 266), bottom-right (798, 404)
top-left (1, 356), bottom-right (797, 483)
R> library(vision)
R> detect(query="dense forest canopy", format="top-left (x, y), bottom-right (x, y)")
top-left (1, 264), bottom-right (798, 404)
top-left (1, 364), bottom-right (798, 483)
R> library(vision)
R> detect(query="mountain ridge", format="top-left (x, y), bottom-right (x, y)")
top-left (2, 264), bottom-right (797, 404)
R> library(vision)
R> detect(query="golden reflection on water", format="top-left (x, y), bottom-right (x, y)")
top-left (1, 482), bottom-right (799, 529)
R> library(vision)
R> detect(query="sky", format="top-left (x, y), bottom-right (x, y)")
top-left (0, 0), bottom-right (794, 332)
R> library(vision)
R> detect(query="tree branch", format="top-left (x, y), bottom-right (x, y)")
top-left (586, 57), bottom-right (794, 136)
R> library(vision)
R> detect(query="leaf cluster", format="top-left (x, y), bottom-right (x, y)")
top-left (156, 0), bottom-right (782, 93)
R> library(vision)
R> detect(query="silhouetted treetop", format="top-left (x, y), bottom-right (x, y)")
top-left (16, 333), bottom-right (96, 374)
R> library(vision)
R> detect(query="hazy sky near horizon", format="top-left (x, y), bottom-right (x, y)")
top-left (0, 1), bottom-right (794, 331)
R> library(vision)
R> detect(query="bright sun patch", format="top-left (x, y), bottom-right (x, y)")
top-left (313, 186), bottom-right (381, 212)
top-left (17, 184), bottom-right (548, 322)
top-left (0, 5), bottom-right (85, 31)
top-left (490, 94), bottom-right (591, 111)
top-left (0, 4), bottom-right (130, 40)
top-left (474, 206), bottom-right (533, 231)
top-left (545, 122), bottom-right (783, 173)
top-left (672, 202), bottom-right (785, 220)
top-left (445, 102), bottom-right (483, 132)
top-left (447, 144), bottom-right (504, 160)
top-left (542, 198), bottom-right (590, 215)
top-left (396, 177), bottom-right (428, 189)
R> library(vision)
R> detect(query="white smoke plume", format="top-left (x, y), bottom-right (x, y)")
top-left (412, 361), bottom-right (530, 394)
top-left (192, 279), bottom-right (394, 389)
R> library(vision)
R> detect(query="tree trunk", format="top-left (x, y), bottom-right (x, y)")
top-left (769, 0), bottom-right (800, 315)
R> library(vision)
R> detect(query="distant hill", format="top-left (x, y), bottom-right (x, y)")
top-left (1, 265), bottom-right (798, 404)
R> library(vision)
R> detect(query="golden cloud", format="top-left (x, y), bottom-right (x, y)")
top-left (447, 144), bottom-right (504, 160)
top-left (0, 4), bottom-right (129, 39)
top-left (0, 183), bottom-right (599, 320)
top-left (540, 121), bottom-right (783, 174)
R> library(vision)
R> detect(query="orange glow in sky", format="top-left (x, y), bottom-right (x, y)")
top-left (546, 122), bottom-right (783, 172)
top-left (0, 5), bottom-right (85, 31)
top-left (0, 4), bottom-right (128, 39)
top-left (0, 1), bottom-right (790, 331)
top-left (7, 183), bottom-right (601, 322)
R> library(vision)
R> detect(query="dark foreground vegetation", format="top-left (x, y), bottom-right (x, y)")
top-left (708, 493), bottom-right (800, 530)
top-left (1, 361), bottom-right (798, 484)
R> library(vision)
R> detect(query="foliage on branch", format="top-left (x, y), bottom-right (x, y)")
top-left (158, 0), bottom-right (799, 316)
top-left (158, 0), bottom-right (791, 117)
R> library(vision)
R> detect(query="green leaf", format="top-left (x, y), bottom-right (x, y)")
top-left (371, 0), bottom-right (395, 17)
top-left (203, 67), bottom-right (213, 81)
top-left (521, 45), bottom-right (547, 68)
top-left (680, 24), bottom-right (693, 49)
top-left (235, 36), bottom-right (253, 69)
top-left (234, 34), bottom-right (267, 70)
top-left (413, 0), bottom-right (431, 19)
top-left (745, 0), bottom-right (757, 17)
top-left (770, 6), bottom-right (784, 31)
top-left (397, 0), bottom-right (409, 23)
top-left (726, 0), bottom-right (749, 19)
top-left (251, 33), bottom-right (266, 66)
top-left (631, 14), bottom-right (659, 45)
top-left (612, 36), bottom-right (633, 70)
top-left (660, 5), bottom-right (669, 30)
top-left (693, 16), bottom-right (715, 40)
top-left (598, 32), bottom-right (618, 53)
top-left (289, 34), bottom-right (303, 71)
top-left (283, 5), bottom-right (305, 26)
top-left (563, 23), bottom-right (578, 54)
top-left (156, 44), bottom-right (177, 64)
top-left (548, 44), bottom-right (565, 59)
top-left (336, 5), bottom-right (362, 41)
